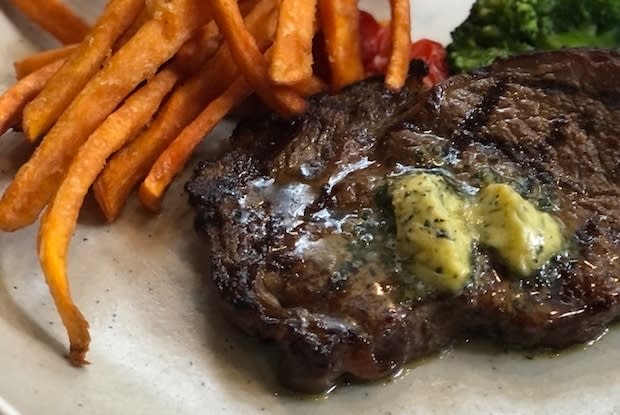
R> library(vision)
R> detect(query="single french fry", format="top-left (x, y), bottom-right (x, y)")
top-left (268, 0), bottom-right (317, 85)
top-left (386, 0), bottom-right (412, 90)
top-left (317, 0), bottom-right (365, 90)
top-left (0, 59), bottom-right (64, 137)
top-left (93, 0), bottom-right (279, 222)
top-left (38, 67), bottom-right (179, 364)
top-left (14, 44), bottom-right (78, 80)
top-left (22, 0), bottom-right (145, 142)
top-left (139, 76), bottom-right (252, 211)
top-left (210, 0), bottom-right (306, 116)
top-left (0, 0), bottom-right (211, 231)
top-left (8, 0), bottom-right (90, 45)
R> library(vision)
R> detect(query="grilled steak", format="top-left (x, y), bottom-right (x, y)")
top-left (186, 49), bottom-right (620, 393)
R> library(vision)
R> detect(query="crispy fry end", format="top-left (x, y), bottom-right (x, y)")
top-left (386, 0), bottom-right (412, 90)
top-left (38, 228), bottom-right (91, 365)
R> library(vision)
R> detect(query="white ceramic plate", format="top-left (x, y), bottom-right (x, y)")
top-left (1, 1), bottom-right (619, 414)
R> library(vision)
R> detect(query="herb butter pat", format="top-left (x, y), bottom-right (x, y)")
top-left (390, 173), bottom-right (565, 293)
top-left (390, 174), bottom-right (473, 293)
top-left (475, 183), bottom-right (564, 277)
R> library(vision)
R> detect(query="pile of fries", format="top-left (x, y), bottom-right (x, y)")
top-left (0, 0), bottom-right (411, 364)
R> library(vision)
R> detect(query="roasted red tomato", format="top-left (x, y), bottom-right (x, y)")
top-left (409, 38), bottom-right (449, 86)
top-left (359, 10), bottom-right (449, 86)
top-left (359, 10), bottom-right (388, 74)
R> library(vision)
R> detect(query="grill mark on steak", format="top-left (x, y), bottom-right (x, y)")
top-left (187, 49), bottom-right (620, 392)
top-left (451, 77), bottom-right (509, 145)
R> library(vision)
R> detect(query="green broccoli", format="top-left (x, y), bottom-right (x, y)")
top-left (447, 0), bottom-right (620, 73)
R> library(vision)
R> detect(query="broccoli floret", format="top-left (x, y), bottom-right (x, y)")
top-left (545, 0), bottom-right (620, 48)
top-left (448, 0), bottom-right (620, 73)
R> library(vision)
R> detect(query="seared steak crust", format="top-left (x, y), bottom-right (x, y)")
top-left (187, 49), bottom-right (620, 392)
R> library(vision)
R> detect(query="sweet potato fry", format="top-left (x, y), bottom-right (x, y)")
top-left (22, 0), bottom-right (145, 142)
top-left (0, 0), bottom-right (211, 231)
top-left (0, 59), bottom-right (64, 137)
top-left (317, 0), bottom-right (365, 90)
top-left (14, 44), bottom-right (77, 80)
top-left (93, 0), bottom-right (279, 222)
top-left (37, 67), bottom-right (179, 364)
top-left (269, 0), bottom-right (317, 85)
top-left (386, 0), bottom-right (412, 90)
top-left (8, 0), bottom-right (90, 45)
top-left (139, 76), bottom-right (252, 211)
top-left (209, 0), bottom-right (306, 116)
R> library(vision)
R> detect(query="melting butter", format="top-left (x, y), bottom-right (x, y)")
top-left (475, 183), bottom-right (564, 277)
top-left (391, 174), bottom-right (473, 293)
top-left (390, 173), bottom-right (565, 293)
